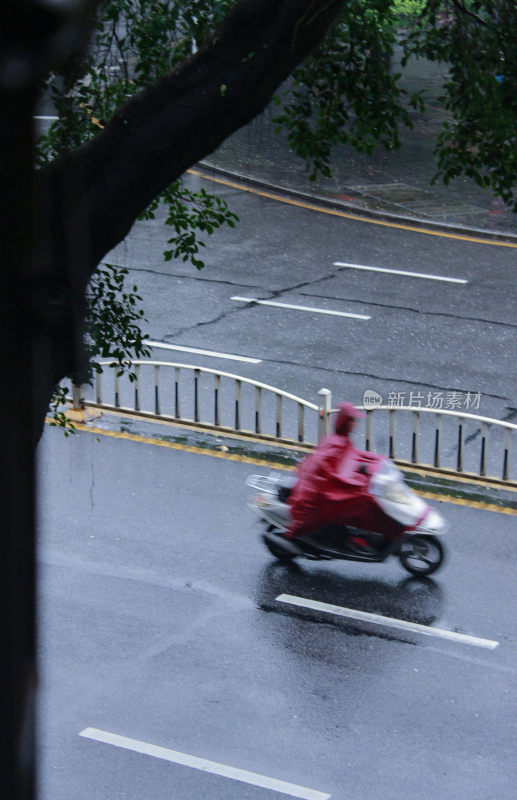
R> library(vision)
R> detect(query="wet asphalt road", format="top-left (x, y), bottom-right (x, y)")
top-left (37, 426), bottom-right (517, 800)
top-left (107, 171), bottom-right (517, 423)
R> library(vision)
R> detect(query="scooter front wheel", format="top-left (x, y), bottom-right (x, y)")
top-left (398, 534), bottom-right (445, 576)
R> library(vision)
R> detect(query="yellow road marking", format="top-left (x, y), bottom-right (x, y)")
top-left (189, 169), bottom-right (517, 248)
top-left (50, 420), bottom-right (285, 468)
top-left (417, 490), bottom-right (517, 516)
top-left (49, 419), bottom-right (517, 516)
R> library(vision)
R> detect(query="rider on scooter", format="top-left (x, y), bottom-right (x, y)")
top-left (287, 402), bottom-right (404, 548)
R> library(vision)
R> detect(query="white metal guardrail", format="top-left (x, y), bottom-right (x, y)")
top-left (76, 360), bottom-right (320, 445)
top-left (69, 363), bottom-right (517, 487)
top-left (364, 406), bottom-right (515, 481)
top-left (318, 395), bottom-right (516, 486)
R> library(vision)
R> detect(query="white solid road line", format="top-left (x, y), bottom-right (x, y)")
top-left (79, 728), bottom-right (331, 800)
top-left (334, 261), bottom-right (468, 284)
top-left (144, 340), bottom-right (262, 364)
top-left (33, 115), bottom-right (58, 120)
top-left (232, 296), bottom-right (371, 320)
top-left (276, 594), bottom-right (499, 650)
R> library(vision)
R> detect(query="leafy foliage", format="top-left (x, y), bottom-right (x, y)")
top-left (402, 0), bottom-right (517, 209)
top-left (273, 0), bottom-right (424, 180)
top-left (141, 182), bottom-right (237, 271)
top-left (48, 385), bottom-right (76, 435)
top-left (49, 264), bottom-right (151, 432)
top-left (392, 0), bottom-right (428, 24)
top-left (85, 264), bottom-right (150, 373)
top-left (274, 0), bottom-right (516, 206)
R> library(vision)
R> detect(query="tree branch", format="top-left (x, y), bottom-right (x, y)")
top-left (37, 0), bottom-right (345, 273)
top-left (450, 0), bottom-right (492, 31)
top-left (33, 0), bottom-right (346, 387)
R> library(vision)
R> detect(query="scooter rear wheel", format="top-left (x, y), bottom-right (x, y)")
top-left (399, 534), bottom-right (445, 576)
top-left (262, 530), bottom-right (297, 562)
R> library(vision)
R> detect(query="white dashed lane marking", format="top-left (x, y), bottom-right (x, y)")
top-left (231, 296), bottom-right (371, 320)
top-left (334, 261), bottom-right (468, 284)
top-left (79, 728), bottom-right (332, 800)
top-left (276, 594), bottom-right (499, 649)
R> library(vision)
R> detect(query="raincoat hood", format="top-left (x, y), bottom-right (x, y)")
top-left (334, 402), bottom-right (365, 435)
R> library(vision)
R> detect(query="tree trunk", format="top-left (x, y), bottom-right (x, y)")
top-left (1, 1), bottom-right (98, 796)
top-left (0, 75), bottom-right (37, 800)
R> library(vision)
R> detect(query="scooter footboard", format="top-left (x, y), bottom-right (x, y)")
top-left (248, 496), bottom-right (292, 531)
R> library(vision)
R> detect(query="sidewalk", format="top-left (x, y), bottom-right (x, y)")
top-left (203, 52), bottom-right (517, 239)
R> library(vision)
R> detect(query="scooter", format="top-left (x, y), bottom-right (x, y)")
top-left (246, 456), bottom-right (448, 576)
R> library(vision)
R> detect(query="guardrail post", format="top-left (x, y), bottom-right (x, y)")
top-left (71, 383), bottom-right (83, 411)
top-left (365, 410), bottom-right (373, 451)
top-left (154, 365), bottom-right (161, 415)
top-left (114, 371), bottom-right (120, 408)
top-left (95, 371), bottom-right (102, 405)
top-left (214, 374), bottom-right (221, 427)
top-left (503, 429), bottom-right (511, 481)
top-left (480, 422), bottom-right (488, 476)
top-left (235, 379), bottom-right (242, 430)
top-left (275, 394), bottom-right (282, 438)
top-left (255, 386), bottom-right (262, 435)
top-left (434, 414), bottom-right (442, 468)
top-left (411, 411), bottom-right (419, 464)
top-left (317, 388), bottom-right (332, 442)
top-left (174, 367), bottom-right (181, 419)
top-left (457, 417), bottom-right (465, 473)
top-left (133, 364), bottom-right (140, 411)
top-left (194, 369), bottom-right (200, 422)
top-left (389, 409), bottom-right (396, 459)
top-left (297, 403), bottom-right (304, 443)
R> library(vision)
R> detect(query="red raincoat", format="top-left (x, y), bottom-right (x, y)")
top-left (287, 434), bottom-right (404, 539)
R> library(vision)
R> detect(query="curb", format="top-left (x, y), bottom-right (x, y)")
top-left (197, 161), bottom-right (517, 244)
top-left (402, 470), bottom-right (517, 514)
